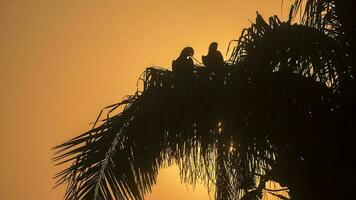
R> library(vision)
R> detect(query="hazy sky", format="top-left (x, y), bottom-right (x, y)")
top-left (0, 1), bottom-right (291, 199)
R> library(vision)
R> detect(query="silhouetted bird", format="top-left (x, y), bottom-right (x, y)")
top-left (172, 47), bottom-right (195, 74)
top-left (202, 42), bottom-right (224, 72)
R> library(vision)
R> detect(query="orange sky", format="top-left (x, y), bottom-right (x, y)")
top-left (0, 1), bottom-right (291, 199)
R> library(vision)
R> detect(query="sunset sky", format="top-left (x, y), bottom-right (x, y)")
top-left (0, 1), bottom-right (292, 199)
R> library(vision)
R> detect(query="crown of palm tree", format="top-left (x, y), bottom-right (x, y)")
top-left (54, 1), bottom-right (355, 199)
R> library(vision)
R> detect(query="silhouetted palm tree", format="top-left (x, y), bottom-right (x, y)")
top-left (54, 1), bottom-right (355, 199)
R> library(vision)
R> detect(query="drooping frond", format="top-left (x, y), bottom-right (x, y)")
top-left (55, 62), bottom-right (335, 199)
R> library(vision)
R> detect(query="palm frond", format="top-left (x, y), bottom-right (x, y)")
top-left (290, 0), bottom-right (341, 37)
top-left (228, 13), bottom-right (351, 90)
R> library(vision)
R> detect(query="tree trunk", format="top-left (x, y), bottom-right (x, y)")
top-left (216, 139), bottom-right (230, 200)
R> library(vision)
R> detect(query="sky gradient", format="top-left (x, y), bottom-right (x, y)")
top-left (0, 1), bottom-right (291, 199)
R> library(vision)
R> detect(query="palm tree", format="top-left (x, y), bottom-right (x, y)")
top-left (53, 1), bottom-right (355, 199)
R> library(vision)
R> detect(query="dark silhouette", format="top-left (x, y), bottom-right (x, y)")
top-left (172, 47), bottom-right (194, 74)
top-left (172, 47), bottom-right (195, 92)
top-left (202, 42), bottom-right (224, 71)
top-left (53, 1), bottom-right (356, 200)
